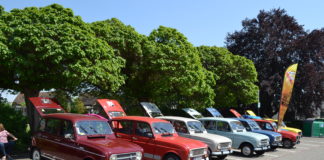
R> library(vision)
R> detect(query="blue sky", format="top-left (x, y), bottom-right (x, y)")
top-left (1, 0), bottom-right (323, 102)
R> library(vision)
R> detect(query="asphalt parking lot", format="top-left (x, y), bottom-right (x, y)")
top-left (226, 137), bottom-right (324, 160)
top-left (12, 137), bottom-right (324, 160)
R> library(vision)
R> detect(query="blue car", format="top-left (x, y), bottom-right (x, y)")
top-left (235, 118), bottom-right (282, 149)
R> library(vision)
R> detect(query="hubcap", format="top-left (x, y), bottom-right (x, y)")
top-left (242, 146), bottom-right (251, 156)
top-left (284, 140), bottom-right (291, 147)
top-left (33, 150), bottom-right (40, 160)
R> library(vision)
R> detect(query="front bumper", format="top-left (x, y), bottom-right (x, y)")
top-left (271, 141), bottom-right (281, 146)
top-left (211, 150), bottom-right (232, 157)
top-left (254, 145), bottom-right (270, 151)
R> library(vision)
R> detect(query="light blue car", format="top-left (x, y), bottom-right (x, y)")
top-left (198, 117), bottom-right (270, 157)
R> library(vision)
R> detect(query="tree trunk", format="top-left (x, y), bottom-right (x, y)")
top-left (23, 89), bottom-right (40, 134)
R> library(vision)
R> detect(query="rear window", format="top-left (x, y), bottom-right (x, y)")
top-left (41, 108), bottom-right (65, 114)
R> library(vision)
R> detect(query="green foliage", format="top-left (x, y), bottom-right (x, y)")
top-left (70, 98), bottom-right (86, 114)
top-left (0, 4), bottom-right (125, 93)
top-left (198, 46), bottom-right (259, 107)
top-left (0, 102), bottom-right (30, 151)
top-left (146, 26), bottom-right (215, 109)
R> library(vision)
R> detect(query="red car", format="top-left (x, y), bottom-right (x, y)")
top-left (252, 119), bottom-right (300, 148)
top-left (31, 113), bottom-right (143, 160)
top-left (112, 116), bottom-right (209, 160)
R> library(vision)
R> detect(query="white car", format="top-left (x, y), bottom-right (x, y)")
top-left (157, 116), bottom-right (232, 160)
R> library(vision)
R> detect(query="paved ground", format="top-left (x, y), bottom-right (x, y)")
top-left (12, 137), bottom-right (324, 160)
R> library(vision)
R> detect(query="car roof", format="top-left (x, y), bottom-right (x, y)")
top-left (198, 117), bottom-right (238, 122)
top-left (113, 116), bottom-right (169, 124)
top-left (157, 116), bottom-right (199, 122)
top-left (43, 113), bottom-right (105, 122)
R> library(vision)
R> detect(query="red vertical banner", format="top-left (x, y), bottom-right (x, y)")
top-left (278, 64), bottom-right (298, 129)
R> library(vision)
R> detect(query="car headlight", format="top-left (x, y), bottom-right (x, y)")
top-left (189, 150), bottom-right (194, 157)
top-left (109, 154), bottom-right (117, 160)
top-left (136, 152), bottom-right (142, 160)
top-left (217, 144), bottom-right (221, 150)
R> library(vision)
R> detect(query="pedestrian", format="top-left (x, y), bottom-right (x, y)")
top-left (0, 123), bottom-right (18, 160)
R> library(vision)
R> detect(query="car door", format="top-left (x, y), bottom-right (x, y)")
top-left (132, 121), bottom-right (156, 160)
top-left (113, 120), bottom-right (133, 142)
top-left (42, 118), bottom-right (62, 159)
top-left (57, 120), bottom-right (82, 160)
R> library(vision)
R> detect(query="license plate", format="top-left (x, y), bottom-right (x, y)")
top-left (262, 147), bottom-right (268, 150)
top-left (193, 157), bottom-right (202, 160)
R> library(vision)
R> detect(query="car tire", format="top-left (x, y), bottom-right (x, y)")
top-left (282, 139), bottom-right (293, 148)
top-left (164, 154), bottom-right (180, 160)
top-left (241, 143), bottom-right (254, 157)
top-left (32, 148), bottom-right (42, 160)
top-left (217, 155), bottom-right (227, 160)
top-left (255, 151), bottom-right (265, 155)
top-left (270, 146), bottom-right (278, 150)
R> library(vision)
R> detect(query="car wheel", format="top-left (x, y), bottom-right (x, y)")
top-left (282, 139), bottom-right (293, 148)
top-left (32, 149), bottom-right (42, 160)
top-left (255, 151), bottom-right (265, 155)
top-left (270, 146), bottom-right (278, 150)
top-left (241, 144), bottom-right (254, 157)
top-left (217, 155), bottom-right (227, 160)
top-left (164, 154), bottom-right (180, 160)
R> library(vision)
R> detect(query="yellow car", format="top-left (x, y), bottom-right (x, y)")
top-left (245, 110), bottom-right (302, 136)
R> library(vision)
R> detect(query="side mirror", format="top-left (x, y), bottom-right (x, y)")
top-left (64, 133), bottom-right (73, 139)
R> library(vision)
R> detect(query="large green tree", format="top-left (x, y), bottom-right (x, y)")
top-left (226, 9), bottom-right (323, 119)
top-left (0, 4), bottom-right (125, 132)
top-left (198, 46), bottom-right (258, 108)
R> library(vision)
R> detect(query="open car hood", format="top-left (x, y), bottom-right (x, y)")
top-left (140, 102), bottom-right (164, 118)
top-left (96, 99), bottom-right (126, 119)
top-left (229, 109), bottom-right (243, 118)
top-left (29, 97), bottom-right (65, 117)
top-left (205, 107), bottom-right (223, 117)
top-left (182, 108), bottom-right (203, 119)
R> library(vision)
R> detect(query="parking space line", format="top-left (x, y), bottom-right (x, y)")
top-left (263, 153), bottom-right (279, 157)
top-left (300, 143), bottom-right (320, 147)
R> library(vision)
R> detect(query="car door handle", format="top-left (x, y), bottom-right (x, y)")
top-left (132, 137), bottom-right (138, 140)
top-left (116, 134), bottom-right (121, 137)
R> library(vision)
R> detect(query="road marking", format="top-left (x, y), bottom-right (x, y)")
top-left (263, 153), bottom-right (279, 157)
top-left (300, 143), bottom-right (320, 147)
top-left (281, 150), bottom-right (296, 153)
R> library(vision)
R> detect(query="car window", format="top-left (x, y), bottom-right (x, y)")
top-left (173, 121), bottom-right (189, 133)
top-left (203, 121), bottom-right (217, 130)
top-left (241, 121), bottom-right (251, 131)
top-left (187, 121), bottom-right (206, 133)
top-left (61, 120), bottom-right (74, 139)
top-left (230, 121), bottom-right (245, 131)
top-left (75, 120), bottom-right (113, 135)
top-left (265, 123), bottom-right (274, 130)
top-left (45, 118), bottom-right (61, 136)
top-left (152, 122), bottom-right (175, 135)
top-left (217, 121), bottom-right (231, 132)
top-left (39, 118), bottom-right (46, 132)
top-left (135, 122), bottom-right (153, 137)
top-left (114, 121), bottom-right (133, 135)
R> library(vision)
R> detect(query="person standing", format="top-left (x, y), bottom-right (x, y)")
top-left (0, 123), bottom-right (18, 160)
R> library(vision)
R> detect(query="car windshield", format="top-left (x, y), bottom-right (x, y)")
top-left (108, 111), bottom-right (125, 118)
top-left (152, 122), bottom-right (175, 135)
top-left (248, 121), bottom-right (261, 130)
top-left (41, 108), bottom-right (65, 114)
top-left (187, 121), bottom-right (206, 133)
top-left (76, 120), bottom-right (113, 135)
top-left (230, 121), bottom-right (245, 131)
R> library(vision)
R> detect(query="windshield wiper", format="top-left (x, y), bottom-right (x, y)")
top-left (89, 126), bottom-right (98, 134)
top-left (160, 128), bottom-right (173, 136)
top-left (79, 126), bottom-right (88, 134)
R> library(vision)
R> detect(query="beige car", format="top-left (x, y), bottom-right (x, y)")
top-left (158, 116), bottom-right (232, 160)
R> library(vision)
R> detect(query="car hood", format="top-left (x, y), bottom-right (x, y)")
top-left (252, 130), bottom-right (281, 137)
top-left (79, 138), bottom-right (143, 154)
top-left (282, 127), bottom-right (302, 133)
top-left (156, 135), bottom-right (207, 149)
top-left (278, 130), bottom-right (298, 137)
top-left (235, 131), bottom-right (269, 140)
top-left (189, 133), bottom-right (232, 144)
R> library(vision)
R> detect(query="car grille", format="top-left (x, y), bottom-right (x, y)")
top-left (261, 139), bottom-right (268, 146)
top-left (275, 136), bottom-right (282, 141)
top-left (191, 148), bottom-right (205, 156)
top-left (219, 142), bottom-right (230, 149)
top-left (116, 152), bottom-right (137, 160)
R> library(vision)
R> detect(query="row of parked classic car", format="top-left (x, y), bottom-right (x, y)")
top-left (29, 97), bottom-right (302, 160)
